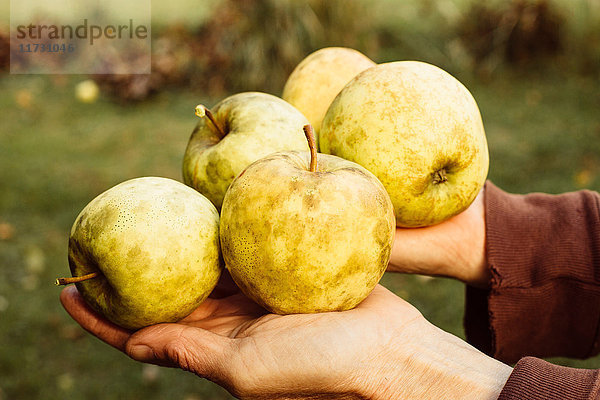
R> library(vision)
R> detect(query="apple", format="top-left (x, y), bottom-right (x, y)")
top-left (219, 125), bottom-right (395, 314)
top-left (320, 61), bottom-right (489, 227)
top-left (182, 92), bottom-right (310, 209)
top-left (57, 177), bottom-right (222, 329)
top-left (282, 47), bottom-right (375, 136)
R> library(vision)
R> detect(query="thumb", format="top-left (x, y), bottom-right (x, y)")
top-left (125, 324), bottom-right (232, 381)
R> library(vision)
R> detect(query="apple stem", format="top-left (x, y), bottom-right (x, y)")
top-left (195, 105), bottom-right (226, 137)
top-left (433, 168), bottom-right (448, 184)
top-left (55, 272), bottom-right (99, 286)
top-left (303, 124), bottom-right (318, 172)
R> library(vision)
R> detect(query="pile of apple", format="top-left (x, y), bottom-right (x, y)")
top-left (57, 47), bottom-right (488, 330)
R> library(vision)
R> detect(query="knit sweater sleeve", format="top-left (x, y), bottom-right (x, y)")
top-left (465, 181), bottom-right (600, 362)
top-left (464, 181), bottom-right (600, 398)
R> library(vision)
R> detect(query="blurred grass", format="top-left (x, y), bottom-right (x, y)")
top-left (1, 0), bottom-right (600, 399)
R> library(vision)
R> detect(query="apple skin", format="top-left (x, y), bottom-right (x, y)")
top-left (282, 47), bottom-right (375, 136)
top-left (183, 92), bottom-right (310, 209)
top-left (320, 61), bottom-right (489, 227)
top-left (68, 177), bottom-right (222, 330)
top-left (219, 151), bottom-right (395, 314)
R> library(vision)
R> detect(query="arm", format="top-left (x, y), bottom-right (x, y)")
top-left (389, 180), bottom-right (600, 399)
top-left (466, 181), bottom-right (600, 362)
top-left (60, 284), bottom-right (511, 399)
top-left (389, 181), bottom-right (600, 362)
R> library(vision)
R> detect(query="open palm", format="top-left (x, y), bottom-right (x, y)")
top-left (60, 280), bottom-right (423, 399)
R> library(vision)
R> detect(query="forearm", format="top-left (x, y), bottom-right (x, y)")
top-left (363, 319), bottom-right (511, 399)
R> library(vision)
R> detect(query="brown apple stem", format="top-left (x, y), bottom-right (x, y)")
top-left (432, 168), bottom-right (448, 184)
top-left (303, 124), bottom-right (318, 172)
top-left (55, 272), bottom-right (99, 286)
top-left (195, 104), bottom-right (226, 137)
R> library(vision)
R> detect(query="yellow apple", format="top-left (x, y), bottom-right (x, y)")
top-left (219, 126), bottom-right (395, 314)
top-left (182, 92), bottom-right (310, 209)
top-left (60, 177), bottom-right (222, 329)
top-left (320, 61), bottom-right (489, 227)
top-left (282, 47), bottom-right (375, 136)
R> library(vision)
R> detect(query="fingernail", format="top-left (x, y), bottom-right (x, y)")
top-left (129, 345), bottom-right (154, 361)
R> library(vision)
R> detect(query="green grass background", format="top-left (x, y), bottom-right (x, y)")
top-left (1, 1), bottom-right (600, 399)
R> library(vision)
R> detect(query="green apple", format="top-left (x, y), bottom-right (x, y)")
top-left (320, 61), bottom-right (489, 227)
top-left (282, 47), bottom-right (375, 136)
top-left (182, 92), bottom-right (310, 209)
top-left (58, 177), bottom-right (222, 330)
top-left (220, 125), bottom-right (395, 314)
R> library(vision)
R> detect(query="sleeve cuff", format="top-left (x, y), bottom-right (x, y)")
top-left (498, 357), bottom-right (600, 399)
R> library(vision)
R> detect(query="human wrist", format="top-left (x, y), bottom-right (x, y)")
top-left (362, 319), bottom-right (511, 399)
top-left (440, 230), bottom-right (489, 288)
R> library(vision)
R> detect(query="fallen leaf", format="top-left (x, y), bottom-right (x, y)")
top-left (15, 89), bottom-right (33, 109)
top-left (575, 169), bottom-right (594, 187)
top-left (0, 223), bottom-right (15, 240)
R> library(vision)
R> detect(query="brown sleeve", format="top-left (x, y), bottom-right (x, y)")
top-left (464, 181), bottom-right (600, 364)
top-left (498, 357), bottom-right (600, 399)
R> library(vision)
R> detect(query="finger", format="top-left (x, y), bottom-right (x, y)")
top-left (125, 324), bottom-right (233, 383)
top-left (59, 285), bottom-right (132, 351)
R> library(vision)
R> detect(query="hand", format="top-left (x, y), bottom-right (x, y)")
top-left (60, 281), bottom-right (511, 399)
top-left (388, 190), bottom-right (489, 287)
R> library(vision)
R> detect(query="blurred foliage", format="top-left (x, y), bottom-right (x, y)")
top-left (454, 0), bottom-right (600, 78)
top-left (456, 0), bottom-right (563, 75)
top-left (95, 0), bottom-right (380, 102)
top-left (89, 0), bottom-right (600, 103)
top-left (376, 0), bottom-right (599, 77)
top-left (187, 0), bottom-right (377, 94)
